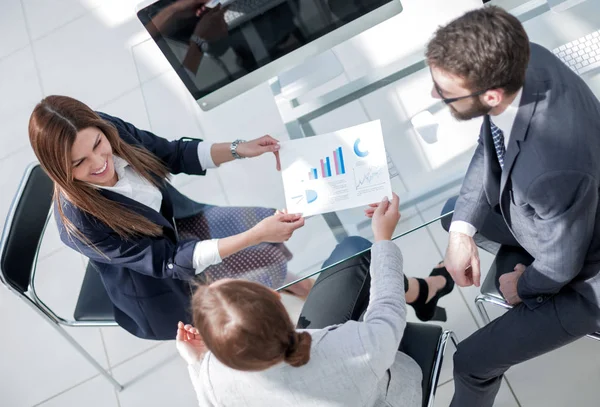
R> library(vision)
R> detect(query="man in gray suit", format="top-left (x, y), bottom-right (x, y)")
top-left (426, 6), bottom-right (600, 406)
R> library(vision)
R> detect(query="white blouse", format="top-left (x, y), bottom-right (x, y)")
top-left (99, 143), bottom-right (221, 274)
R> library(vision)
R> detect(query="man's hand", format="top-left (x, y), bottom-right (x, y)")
top-left (499, 263), bottom-right (526, 305)
top-left (236, 135), bottom-right (281, 170)
top-left (444, 231), bottom-right (481, 287)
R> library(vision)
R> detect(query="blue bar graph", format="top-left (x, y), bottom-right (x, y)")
top-left (309, 147), bottom-right (345, 180)
top-left (337, 147), bottom-right (345, 174)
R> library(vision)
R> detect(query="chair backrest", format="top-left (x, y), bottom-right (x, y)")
top-left (358, 311), bottom-right (444, 407)
top-left (399, 322), bottom-right (444, 407)
top-left (0, 164), bottom-right (54, 294)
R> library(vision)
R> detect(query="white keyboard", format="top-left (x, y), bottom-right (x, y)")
top-left (205, 0), bottom-right (276, 25)
top-left (552, 29), bottom-right (600, 75)
top-left (223, 0), bottom-right (276, 25)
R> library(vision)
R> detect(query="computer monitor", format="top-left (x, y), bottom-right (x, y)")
top-left (136, 0), bottom-right (403, 110)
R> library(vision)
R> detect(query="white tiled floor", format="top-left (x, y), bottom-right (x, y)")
top-left (1, 0), bottom-right (599, 406)
top-left (0, 1), bottom-right (30, 59)
top-left (0, 46), bottom-right (42, 159)
top-left (110, 343), bottom-right (198, 407)
top-left (434, 378), bottom-right (519, 407)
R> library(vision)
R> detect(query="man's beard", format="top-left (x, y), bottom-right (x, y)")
top-left (449, 98), bottom-right (492, 121)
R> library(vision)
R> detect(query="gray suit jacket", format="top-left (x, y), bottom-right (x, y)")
top-left (187, 241), bottom-right (422, 407)
top-left (453, 43), bottom-right (600, 325)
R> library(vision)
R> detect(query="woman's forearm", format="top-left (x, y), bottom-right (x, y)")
top-left (183, 43), bottom-right (205, 74)
top-left (355, 241), bottom-right (407, 378)
top-left (210, 143), bottom-right (236, 166)
top-left (363, 241), bottom-right (407, 340)
top-left (367, 242), bottom-right (406, 296)
top-left (217, 229), bottom-right (261, 259)
top-left (193, 231), bottom-right (261, 272)
top-left (146, 7), bottom-right (178, 38)
top-left (187, 363), bottom-right (215, 407)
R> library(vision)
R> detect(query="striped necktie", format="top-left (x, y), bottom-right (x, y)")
top-left (490, 119), bottom-right (506, 169)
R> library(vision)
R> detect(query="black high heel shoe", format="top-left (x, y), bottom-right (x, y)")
top-left (409, 264), bottom-right (455, 322)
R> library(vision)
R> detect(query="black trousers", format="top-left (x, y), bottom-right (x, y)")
top-left (297, 236), bottom-right (408, 330)
top-left (440, 196), bottom-right (600, 407)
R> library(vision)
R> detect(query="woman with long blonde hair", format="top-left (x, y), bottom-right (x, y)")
top-left (28, 95), bottom-right (305, 340)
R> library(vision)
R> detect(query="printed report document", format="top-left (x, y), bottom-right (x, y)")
top-left (279, 120), bottom-right (393, 217)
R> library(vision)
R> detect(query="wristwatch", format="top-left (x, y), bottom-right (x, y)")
top-left (230, 139), bottom-right (247, 159)
top-left (190, 34), bottom-right (210, 53)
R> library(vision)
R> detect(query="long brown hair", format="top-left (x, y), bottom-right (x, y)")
top-left (192, 279), bottom-right (312, 371)
top-left (29, 95), bottom-right (170, 241)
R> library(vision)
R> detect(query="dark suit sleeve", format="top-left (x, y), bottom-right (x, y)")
top-left (518, 170), bottom-right (599, 309)
top-left (98, 112), bottom-right (207, 176)
top-left (59, 212), bottom-right (197, 280)
top-left (452, 136), bottom-right (491, 230)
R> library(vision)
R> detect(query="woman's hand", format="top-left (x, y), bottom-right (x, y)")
top-left (250, 211), bottom-right (305, 243)
top-left (172, 0), bottom-right (208, 18)
top-left (236, 135), bottom-right (282, 171)
top-left (176, 321), bottom-right (208, 365)
top-left (191, 4), bottom-right (228, 42)
top-left (368, 193), bottom-right (401, 242)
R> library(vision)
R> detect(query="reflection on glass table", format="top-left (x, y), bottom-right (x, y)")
top-left (278, 208), bottom-right (451, 293)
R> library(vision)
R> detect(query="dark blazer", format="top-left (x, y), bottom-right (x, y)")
top-left (453, 43), bottom-right (600, 330)
top-left (57, 112), bottom-right (208, 340)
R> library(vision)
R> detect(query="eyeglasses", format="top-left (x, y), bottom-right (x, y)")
top-left (433, 81), bottom-right (490, 105)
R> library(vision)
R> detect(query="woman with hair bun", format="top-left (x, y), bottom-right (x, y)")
top-left (176, 193), bottom-right (449, 407)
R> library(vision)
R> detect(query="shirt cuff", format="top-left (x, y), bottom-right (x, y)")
top-left (197, 142), bottom-right (217, 169)
top-left (449, 221), bottom-right (477, 237)
top-left (193, 239), bottom-right (222, 274)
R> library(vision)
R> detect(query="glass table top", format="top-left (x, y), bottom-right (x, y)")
top-left (272, 0), bottom-right (600, 290)
top-left (128, 0), bottom-right (600, 292)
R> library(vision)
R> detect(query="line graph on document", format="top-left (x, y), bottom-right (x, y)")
top-left (353, 165), bottom-right (386, 190)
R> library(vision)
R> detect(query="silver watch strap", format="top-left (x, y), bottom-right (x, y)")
top-left (230, 139), bottom-right (246, 159)
top-left (190, 35), bottom-right (209, 53)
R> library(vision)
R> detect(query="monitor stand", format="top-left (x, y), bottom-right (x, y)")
top-left (547, 0), bottom-right (588, 12)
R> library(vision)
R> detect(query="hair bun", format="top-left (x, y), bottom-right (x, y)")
top-left (284, 332), bottom-right (312, 368)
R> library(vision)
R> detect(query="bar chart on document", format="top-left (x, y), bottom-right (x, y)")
top-left (279, 120), bottom-right (393, 216)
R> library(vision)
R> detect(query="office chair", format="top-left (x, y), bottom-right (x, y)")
top-left (475, 245), bottom-right (600, 341)
top-left (0, 163), bottom-right (124, 390)
top-left (400, 323), bottom-right (459, 407)
top-left (359, 307), bottom-right (458, 407)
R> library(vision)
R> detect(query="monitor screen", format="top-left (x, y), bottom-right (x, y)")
top-left (137, 0), bottom-right (402, 109)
